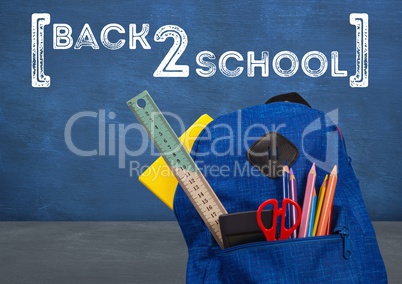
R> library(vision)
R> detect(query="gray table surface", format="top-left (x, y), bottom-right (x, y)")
top-left (0, 222), bottom-right (400, 283)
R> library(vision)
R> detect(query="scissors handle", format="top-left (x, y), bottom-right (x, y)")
top-left (279, 198), bottom-right (301, 240)
top-left (257, 198), bottom-right (301, 241)
top-left (256, 199), bottom-right (279, 241)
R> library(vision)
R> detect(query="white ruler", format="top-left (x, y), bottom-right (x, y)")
top-left (127, 90), bottom-right (227, 248)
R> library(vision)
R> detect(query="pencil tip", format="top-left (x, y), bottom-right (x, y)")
top-left (331, 165), bottom-right (338, 175)
top-left (289, 168), bottom-right (294, 175)
top-left (310, 163), bottom-right (316, 174)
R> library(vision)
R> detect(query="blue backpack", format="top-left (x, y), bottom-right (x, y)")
top-left (173, 93), bottom-right (387, 283)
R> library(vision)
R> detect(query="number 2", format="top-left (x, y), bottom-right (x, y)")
top-left (153, 25), bottom-right (189, 77)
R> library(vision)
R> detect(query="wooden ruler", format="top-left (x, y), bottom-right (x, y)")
top-left (127, 90), bottom-right (227, 248)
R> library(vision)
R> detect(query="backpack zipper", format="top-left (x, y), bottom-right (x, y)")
top-left (335, 227), bottom-right (352, 260)
top-left (216, 229), bottom-right (352, 258)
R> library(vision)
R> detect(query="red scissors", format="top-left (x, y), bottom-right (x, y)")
top-left (257, 198), bottom-right (301, 241)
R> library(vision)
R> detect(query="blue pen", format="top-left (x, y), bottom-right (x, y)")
top-left (307, 188), bottom-right (317, 237)
top-left (289, 168), bottom-right (298, 238)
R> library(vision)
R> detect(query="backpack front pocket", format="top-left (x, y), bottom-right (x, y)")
top-left (214, 206), bottom-right (359, 283)
top-left (215, 234), bottom-right (357, 283)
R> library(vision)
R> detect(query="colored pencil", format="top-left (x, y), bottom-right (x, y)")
top-left (326, 207), bottom-right (332, 235)
top-left (313, 174), bottom-right (328, 236)
top-left (316, 165), bottom-right (338, 236)
top-left (298, 163), bottom-right (317, 238)
top-left (289, 168), bottom-right (298, 238)
top-left (282, 165), bottom-right (290, 229)
top-left (307, 189), bottom-right (317, 237)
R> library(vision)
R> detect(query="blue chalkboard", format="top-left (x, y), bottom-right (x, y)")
top-left (0, 1), bottom-right (401, 221)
